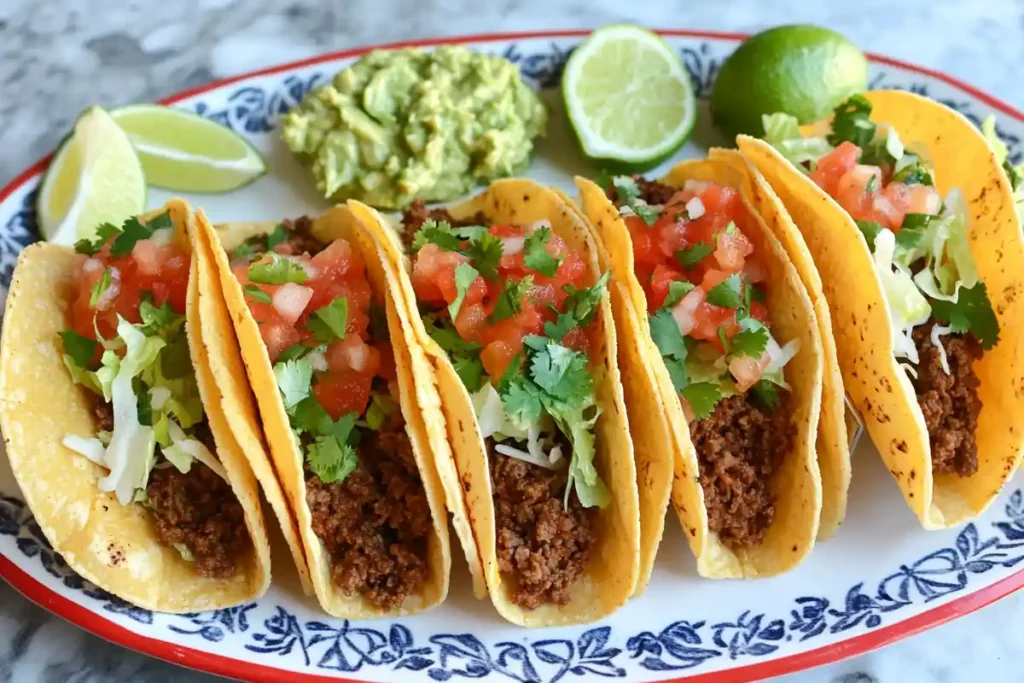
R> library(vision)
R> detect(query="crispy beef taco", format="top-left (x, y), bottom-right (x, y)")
top-left (738, 90), bottom-right (1024, 527)
top-left (194, 206), bottom-right (451, 617)
top-left (0, 200), bottom-right (270, 611)
top-left (575, 157), bottom-right (825, 578)
top-left (350, 179), bottom-right (641, 626)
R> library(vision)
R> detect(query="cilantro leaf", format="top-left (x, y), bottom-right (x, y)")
top-left (290, 395), bottom-right (332, 433)
top-left (89, 268), bottom-right (113, 307)
top-left (453, 356), bottom-right (485, 392)
top-left (466, 231), bottom-right (503, 280)
top-left (663, 357), bottom-right (689, 393)
top-left (110, 216), bottom-right (154, 258)
top-left (543, 312), bottom-right (577, 342)
top-left (266, 224), bottom-right (289, 249)
top-left (274, 359), bottom-right (313, 410)
top-left (730, 326), bottom-right (769, 358)
top-left (675, 242), bottom-right (713, 270)
top-left (244, 284), bottom-right (272, 304)
top-left (307, 435), bottom-right (358, 483)
top-left (560, 272), bottom-right (610, 329)
top-left (425, 315), bottom-right (483, 356)
top-left (681, 382), bottom-right (723, 420)
top-left (1003, 158), bottom-right (1023, 192)
top-left (855, 220), bottom-right (883, 251)
top-left (501, 377), bottom-right (545, 426)
top-left (663, 280), bottom-right (695, 308)
top-left (523, 227), bottom-right (563, 276)
top-left (139, 298), bottom-right (183, 336)
top-left (649, 310), bottom-right (688, 360)
top-left (449, 262), bottom-right (480, 320)
top-left (613, 176), bottom-right (659, 225)
top-left (278, 343), bottom-right (316, 363)
top-left (827, 94), bottom-right (876, 148)
top-left (752, 379), bottom-right (779, 410)
top-left (895, 214), bottom-right (932, 250)
top-left (490, 276), bottom-right (534, 323)
top-left (530, 342), bottom-right (592, 405)
top-left (893, 162), bottom-right (934, 187)
top-left (307, 297), bottom-right (348, 343)
top-left (706, 274), bottom-right (744, 309)
top-left (233, 242), bottom-right (256, 259)
top-left (320, 412), bottom-right (359, 441)
top-left (74, 222), bottom-right (120, 255)
top-left (412, 220), bottom-right (463, 252)
top-left (930, 282), bottom-right (1000, 350)
top-left (248, 254), bottom-right (308, 285)
top-left (60, 330), bottom-right (99, 369)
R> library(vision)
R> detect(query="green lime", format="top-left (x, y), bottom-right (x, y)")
top-left (37, 107), bottom-right (146, 245)
top-left (711, 25), bottom-right (868, 138)
top-left (110, 104), bottom-right (266, 193)
top-left (563, 24), bottom-right (696, 171)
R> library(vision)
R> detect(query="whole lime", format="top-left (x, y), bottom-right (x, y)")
top-left (711, 25), bottom-right (868, 138)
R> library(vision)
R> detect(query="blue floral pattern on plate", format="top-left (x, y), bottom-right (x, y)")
top-left (0, 36), bottom-right (1022, 682)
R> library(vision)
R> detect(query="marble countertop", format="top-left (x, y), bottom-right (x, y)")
top-left (2, 0), bottom-right (1023, 681)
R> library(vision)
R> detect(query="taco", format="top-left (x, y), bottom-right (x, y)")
top-left (194, 207), bottom-right (451, 617)
top-left (350, 179), bottom-right (641, 626)
top-left (738, 89), bottom-right (1024, 527)
top-left (575, 156), bottom-right (825, 578)
top-left (0, 200), bottom-right (270, 611)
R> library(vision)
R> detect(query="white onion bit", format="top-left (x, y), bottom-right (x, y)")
top-left (272, 283), bottom-right (313, 324)
top-left (685, 197), bottom-right (706, 220)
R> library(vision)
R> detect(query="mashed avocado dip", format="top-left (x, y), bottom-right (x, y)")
top-left (281, 46), bottom-right (548, 209)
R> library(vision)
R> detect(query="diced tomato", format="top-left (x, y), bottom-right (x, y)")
top-left (698, 183), bottom-right (742, 217)
top-left (649, 264), bottom-right (686, 311)
top-left (561, 326), bottom-right (591, 355)
top-left (480, 340), bottom-right (519, 381)
top-left (714, 227), bottom-right (754, 273)
top-left (310, 238), bottom-right (364, 282)
top-left (810, 141), bottom-right (861, 195)
top-left (690, 303), bottom-right (740, 350)
top-left (625, 215), bottom-right (660, 270)
top-left (262, 320), bottom-right (302, 363)
top-left (313, 370), bottom-right (373, 420)
top-left (700, 268), bottom-right (731, 292)
top-left (729, 353), bottom-right (770, 392)
top-left (455, 302), bottom-right (488, 342)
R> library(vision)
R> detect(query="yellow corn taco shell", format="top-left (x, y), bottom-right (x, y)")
top-left (738, 89), bottom-right (1024, 528)
top-left (350, 178), bottom-right (641, 626)
top-left (194, 206), bottom-right (451, 618)
top-left (0, 200), bottom-right (271, 611)
top-left (575, 159), bottom-right (824, 578)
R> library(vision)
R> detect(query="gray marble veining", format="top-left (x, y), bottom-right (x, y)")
top-left (2, 0), bottom-right (1023, 681)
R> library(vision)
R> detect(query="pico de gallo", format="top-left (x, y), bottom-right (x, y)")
top-left (61, 212), bottom-right (250, 578)
top-left (608, 175), bottom-right (796, 547)
top-left (764, 94), bottom-right (999, 477)
top-left (230, 218), bottom-right (432, 610)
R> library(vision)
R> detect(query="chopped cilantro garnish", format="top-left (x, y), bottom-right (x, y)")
top-left (74, 222), bottom-right (120, 255)
top-left (290, 396), bottom-right (332, 434)
top-left (893, 162), bottom-right (934, 187)
top-left (449, 262), bottom-right (480, 320)
top-left (613, 176), bottom-right (659, 225)
top-left (649, 309), bottom-right (689, 360)
top-left (137, 386), bottom-right (153, 426)
top-left (1003, 159), bottom-right (1023, 192)
top-left (930, 282), bottom-right (1000, 350)
top-left (523, 227), bottom-right (563, 276)
top-left (248, 254), bottom-right (308, 285)
top-left (266, 224), bottom-right (289, 249)
top-left (453, 356), bottom-right (485, 392)
top-left (490, 276), bottom-right (534, 323)
top-left (89, 268), bottom-right (113, 307)
top-left (560, 272), bottom-right (610, 329)
top-left (278, 343), bottom-right (315, 363)
top-left (307, 297), bottom-right (348, 343)
top-left (233, 242), bottom-right (256, 259)
top-left (110, 215), bottom-right (155, 258)
top-left (730, 325), bottom-right (769, 358)
top-left (663, 280), bottom-right (695, 308)
top-left (543, 312), bottom-right (577, 342)
top-left (412, 219), bottom-right (464, 252)
top-left (855, 220), bottom-right (884, 251)
top-left (675, 242), bottom-right (714, 270)
top-left (680, 382), bottom-right (723, 420)
top-left (530, 343), bottom-right (591, 403)
top-left (139, 297), bottom-right (183, 336)
top-left (865, 175), bottom-right (879, 194)
top-left (706, 274), bottom-right (744, 309)
top-left (752, 379), bottom-right (779, 410)
top-left (307, 435), bottom-right (358, 483)
top-left (827, 94), bottom-right (876, 148)
top-left (60, 330), bottom-right (99, 369)
top-left (717, 326), bottom-right (730, 353)
top-left (243, 284), bottom-right (272, 304)
top-left (425, 315), bottom-right (484, 392)
top-left (895, 214), bottom-right (932, 249)
top-left (274, 358), bottom-right (313, 410)
top-left (466, 231), bottom-right (503, 280)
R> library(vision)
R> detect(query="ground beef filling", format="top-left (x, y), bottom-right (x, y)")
top-left (490, 441), bottom-right (598, 609)
top-left (146, 454), bottom-right (250, 580)
top-left (912, 322), bottom-right (982, 477)
top-left (87, 396), bottom-right (250, 578)
top-left (606, 176), bottom-right (679, 206)
top-left (401, 200), bottom-right (489, 250)
top-left (690, 393), bottom-right (793, 548)
top-left (237, 214), bottom-right (325, 256)
top-left (306, 428), bottom-right (431, 611)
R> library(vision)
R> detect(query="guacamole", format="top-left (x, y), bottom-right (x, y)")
top-left (281, 46), bottom-right (548, 209)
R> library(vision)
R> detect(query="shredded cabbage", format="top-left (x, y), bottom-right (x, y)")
top-left (761, 113), bottom-right (834, 168)
top-left (873, 230), bottom-right (932, 363)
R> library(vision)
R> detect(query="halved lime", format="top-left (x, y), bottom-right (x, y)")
top-left (110, 104), bottom-right (267, 193)
top-left (562, 25), bottom-right (696, 170)
top-left (711, 25), bottom-right (868, 137)
top-left (38, 107), bottom-right (146, 245)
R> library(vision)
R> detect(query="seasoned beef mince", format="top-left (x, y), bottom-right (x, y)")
top-left (93, 399), bottom-right (114, 433)
top-left (691, 393), bottom-right (793, 548)
top-left (401, 199), bottom-right (489, 250)
top-left (490, 440), bottom-right (597, 609)
top-left (912, 322), bottom-right (982, 477)
top-left (147, 459), bottom-right (250, 579)
top-left (238, 215), bottom-right (324, 257)
top-left (606, 176), bottom-right (678, 207)
top-left (306, 428), bottom-right (431, 611)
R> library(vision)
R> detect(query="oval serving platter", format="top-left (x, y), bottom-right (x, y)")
top-left (1, 29), bottom-right (1022, 683)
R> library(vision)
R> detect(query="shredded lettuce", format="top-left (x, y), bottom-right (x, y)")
top-left (982, 115), bottom-right (1024, 224)
top-left (761, 113), bottom-right (834, 168)
top-left (872, 230), bottom-right (932, 363)
top-left (905, 190), bottom-right (978, 301)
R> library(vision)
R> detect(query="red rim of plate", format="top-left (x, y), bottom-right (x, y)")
top-left (1, 28), bottom-right (1022, 683)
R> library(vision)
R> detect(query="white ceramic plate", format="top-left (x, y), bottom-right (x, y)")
top-left (1, 29), bottom-right (1022, 683)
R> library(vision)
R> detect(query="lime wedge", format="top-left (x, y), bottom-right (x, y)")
top-left (110, 104), bottom-right (266, 193)
top-left (38, 107), bottom-right (146, 245)
top-left (563, 25), bottom-right (696, 170)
